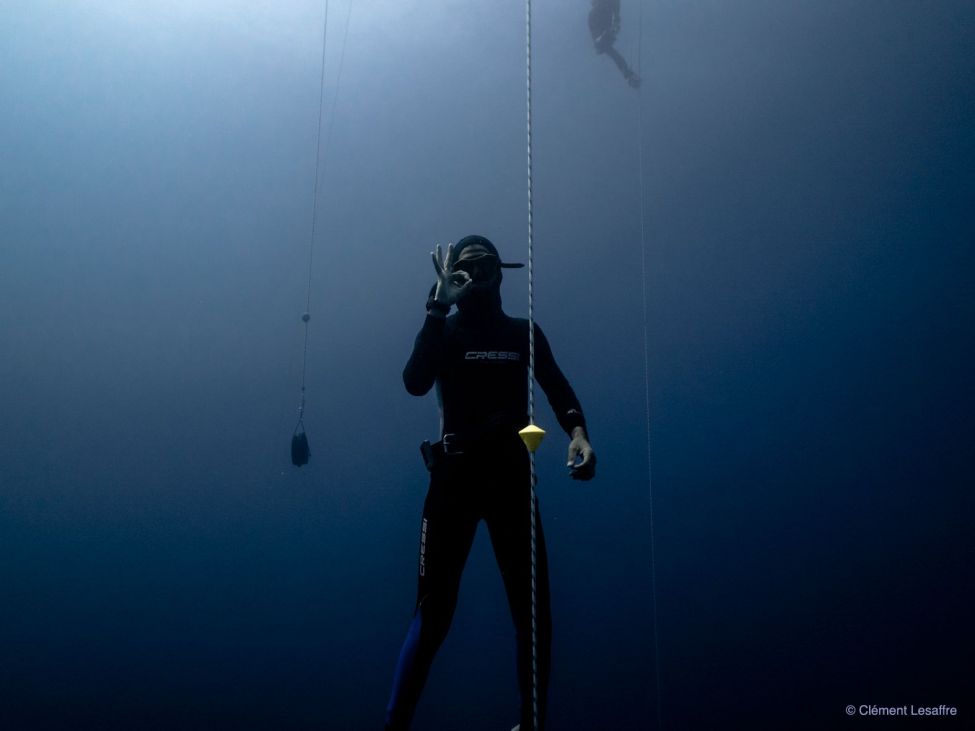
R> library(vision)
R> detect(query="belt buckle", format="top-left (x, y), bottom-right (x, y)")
top-left (442, 433), bottom-right (464, 455)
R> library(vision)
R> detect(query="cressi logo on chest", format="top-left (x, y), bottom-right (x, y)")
top-left (464, 350), bottom-right (521, 361)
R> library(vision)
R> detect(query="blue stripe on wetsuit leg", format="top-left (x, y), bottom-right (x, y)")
top-left (385, 608), bottom-right (424, 730)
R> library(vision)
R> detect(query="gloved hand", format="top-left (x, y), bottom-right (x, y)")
top-left (567, 428), bottom-right (596, 481)
top-left (431, 243), bottom-right (473, 307)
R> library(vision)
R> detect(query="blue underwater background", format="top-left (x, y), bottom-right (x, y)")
top-left (1, 1), bottom-right (972, 729)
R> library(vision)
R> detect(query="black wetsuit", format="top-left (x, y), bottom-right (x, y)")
top-left (588, 0), bottom-right (638, 85)
top-left (588, 0), bottom-right (620, 51)
top-left (385, 305), bottom-right (586, 731)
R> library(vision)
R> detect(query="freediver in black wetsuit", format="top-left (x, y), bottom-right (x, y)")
top-left (384, 235), bottom-right (596, 731)
top-left (589, 0), bottom-right (641, 88)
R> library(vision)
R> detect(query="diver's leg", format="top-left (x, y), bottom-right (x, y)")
top-left (487, 478), bottom-right (551, 731)
top-left (385, 462), bottom-right (478, 730)
top-left (605, 46), bottom-right (639, 86)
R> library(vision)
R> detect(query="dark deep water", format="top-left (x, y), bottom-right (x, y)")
top-left (1, 1), bottom-right (972, 729)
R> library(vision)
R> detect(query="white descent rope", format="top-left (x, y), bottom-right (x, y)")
top-left (525, 0), bottom-right (539, 728)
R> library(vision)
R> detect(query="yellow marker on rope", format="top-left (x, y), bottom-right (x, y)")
top-left (518, 424), bottom-right (546, 453)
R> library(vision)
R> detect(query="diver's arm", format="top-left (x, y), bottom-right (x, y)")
top-left (533, 324), bottom-right (587, 435)
top-left (403, 311), bottom-right (446, 396)
top-left (403, 243), bottom-right (472, 396)
top-left (533, 323), bottom-right (595, 479)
